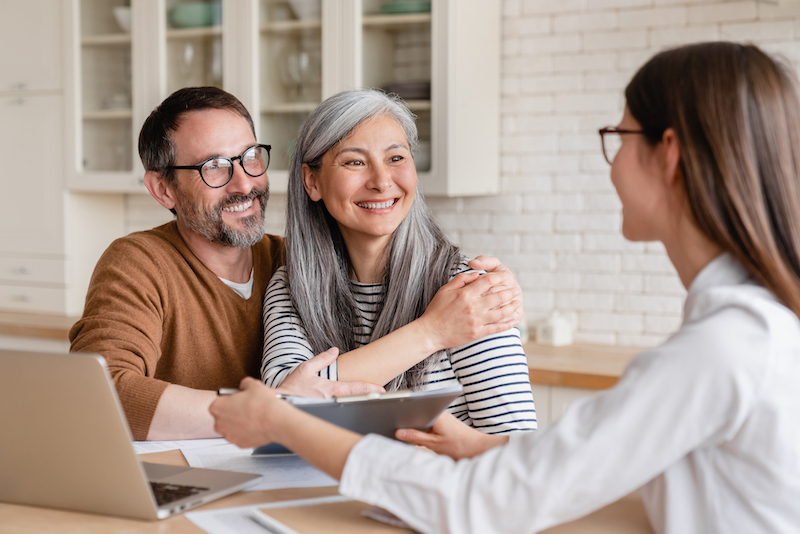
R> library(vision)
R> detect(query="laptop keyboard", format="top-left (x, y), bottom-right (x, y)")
top-left (150, 481), bottom-right (209, 506)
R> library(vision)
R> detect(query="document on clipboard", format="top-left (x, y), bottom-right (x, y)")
top-left (252, 383), bottom-right (463, 455)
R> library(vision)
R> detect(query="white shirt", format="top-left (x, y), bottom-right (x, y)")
top-left (340, 253), bottom-right (800, 533)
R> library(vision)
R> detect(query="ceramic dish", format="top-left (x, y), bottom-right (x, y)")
top-left (380, 1), bottom-right (432, 15)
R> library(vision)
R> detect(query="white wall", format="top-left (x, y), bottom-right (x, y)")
top-left (125, 0), bottom-right (800, 347)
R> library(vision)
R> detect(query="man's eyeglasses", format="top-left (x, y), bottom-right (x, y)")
top-left (597, 127), bottom-right (650, 165)
top-left (168, 144), bottom-right (271, 188)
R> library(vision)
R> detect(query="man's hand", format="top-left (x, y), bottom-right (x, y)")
top-left (416, 263), bottom-right (522, 351)
top-left (469, 255), bottom-right (524, 318)
top-left (395, 412), bottom-right (509, 460)
top-left (278, 348), bottom-right (385, 398)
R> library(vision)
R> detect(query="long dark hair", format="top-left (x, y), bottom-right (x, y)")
top-left (626, 42), bottom-right (800, 317)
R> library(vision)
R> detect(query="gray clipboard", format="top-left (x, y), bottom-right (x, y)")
top-left (252, 383), bottom-right (463, 455)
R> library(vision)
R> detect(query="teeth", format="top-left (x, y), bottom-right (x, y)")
top-left (357, 199), bottom-right (396, 209)
top-left (223, 199), bottom-right (253, 213)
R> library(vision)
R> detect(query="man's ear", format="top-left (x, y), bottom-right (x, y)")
top-left (143, 170), bottom-right (177, 211)
top-left (301, 163), bottom-right (322, 202)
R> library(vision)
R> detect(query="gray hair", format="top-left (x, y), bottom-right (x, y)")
top-left (285, 89), bottom-right (461, 390)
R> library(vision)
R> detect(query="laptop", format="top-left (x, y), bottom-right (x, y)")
top-left (0, 350), bottom-right (261, 520)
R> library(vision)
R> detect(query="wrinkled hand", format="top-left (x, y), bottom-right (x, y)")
top-left (279, 347), bottom-right (385, 398)
top-left (210, 377), bottom-right (290, 448)
top-left (395, 412), bottom-right (509, 460)
top-left (418, 261), bottom-right (523, 351)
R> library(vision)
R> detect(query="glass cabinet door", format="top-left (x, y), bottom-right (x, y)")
top-left (362, 0), bottom-right (432, 173)
top-left (259, 0), bottom-right (322, 173)
top-left (80, 0), bottom-right (134, 173)
top-left (165, 0), bottom-right (224, 95)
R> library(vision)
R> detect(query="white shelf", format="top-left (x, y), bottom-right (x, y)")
top-left (166, 25), bottom-right (223, 40)
top-left (81, 33), bottom-right (132, 46)
top-left (261, 19), bottom-right (322, 33)
top-left (363, 13), bottom-right (431, 28)
top-left (82, 108), bottom-right (132, 120)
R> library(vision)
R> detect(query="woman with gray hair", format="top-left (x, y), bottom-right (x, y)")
top-left (261, 88), bottom-right (537, 433)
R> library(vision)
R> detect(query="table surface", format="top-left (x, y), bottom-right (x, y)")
top-left (0, 449), bottom-right (653, 534)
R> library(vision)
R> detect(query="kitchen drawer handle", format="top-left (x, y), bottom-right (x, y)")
top-left (15, 266), bottom-right (31, 275)
top-left (12, 294), bottom-right (32, 302)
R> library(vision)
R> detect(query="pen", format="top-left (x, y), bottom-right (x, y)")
top-left (250, 509), bottom-right (300, 534)
top-left (216, 388), bottom-right (286, 399)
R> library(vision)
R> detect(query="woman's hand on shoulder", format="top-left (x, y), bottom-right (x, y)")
top-left (395, 412), bottom-right (509, 460)
top-left (417, 257), bottom-right (522, 350)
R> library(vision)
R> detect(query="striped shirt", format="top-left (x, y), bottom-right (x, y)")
top-left (262, 260), bottom-right (537, 434)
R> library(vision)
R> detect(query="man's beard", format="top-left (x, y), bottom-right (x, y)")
top-left (174, 184), bottom-right (269, 248)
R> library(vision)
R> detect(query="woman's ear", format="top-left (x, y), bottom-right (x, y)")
top-left (143, 170), bottom-right (177, 211)
top-left (301, 163), bottom-right (322, 202)
top-left (661, 128), bottom-right (682, 187)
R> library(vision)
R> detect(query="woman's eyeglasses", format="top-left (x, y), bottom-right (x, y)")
top-left (597, 127), bottom-right (650, 165)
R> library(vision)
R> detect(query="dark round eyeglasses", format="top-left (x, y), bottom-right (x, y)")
top-left (598, 127), bottom-right (649, 165)
top-left (167, 144), bottom-right (271, 188)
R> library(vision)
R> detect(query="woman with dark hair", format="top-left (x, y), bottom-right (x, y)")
top-left (213, 42), bottom-right (800, 533)
top-left (261, 88), bottom-right (537, 433)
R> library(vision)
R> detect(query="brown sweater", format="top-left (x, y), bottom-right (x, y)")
top-left (70, 222), bottom-right (284, 440)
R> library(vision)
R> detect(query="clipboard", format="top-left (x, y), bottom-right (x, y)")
top-left (252, 501), bottom-right (417, 534)
top-left (253, 383), bottom-right (463, 455)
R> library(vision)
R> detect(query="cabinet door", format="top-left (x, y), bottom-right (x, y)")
top-left (258, 0), bottom-right (323, 191)
top-left (0, 95), bottom-right (64, 255)
top-left (0, 0), bottom-right (63, 92)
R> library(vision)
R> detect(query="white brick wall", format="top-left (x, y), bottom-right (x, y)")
top-left (451, 0), bottom-right (800, 347)
top-left (124, 0), bottom-right (800, 348)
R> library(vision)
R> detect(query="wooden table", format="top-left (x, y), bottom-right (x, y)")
top-left (0, 449), bottom-right (653, 534)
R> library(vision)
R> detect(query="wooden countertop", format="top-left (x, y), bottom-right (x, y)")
top-left (0, 312), bottom-right (643, 390)
top-left (524, 342), bottom-right (642, 390)
top-left (0, 311), bottom-right (77, 340)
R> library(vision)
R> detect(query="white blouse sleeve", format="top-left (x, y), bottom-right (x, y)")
top-left (261, 267), bottom-right (336, 386)
top-left (340, 302), bottom-right (772, 533)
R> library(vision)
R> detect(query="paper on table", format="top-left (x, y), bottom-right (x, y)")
top-left (186, 495), bottom-right (351, 534)
top-left (133, 438), bottom-right (228, 454)
top-left (181, 443), bottom-right (338, 491)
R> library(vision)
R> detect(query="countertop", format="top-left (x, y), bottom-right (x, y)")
top-left (0, 312), bottom-right (643, 390)
top-left (0, 311), bottom-right (78, 341)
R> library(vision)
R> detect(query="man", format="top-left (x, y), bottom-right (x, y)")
top-left (71, 87), bottom-right (521, 441)
top-left (71, 87), bottom-right (376, 441)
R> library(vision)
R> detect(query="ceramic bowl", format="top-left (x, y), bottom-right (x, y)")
top-left (112, 6), bottom-right (131, 33)
top-left (171, 2), bottom-right (214, 28)
top-left (288, 0), bottom-right (321, 20)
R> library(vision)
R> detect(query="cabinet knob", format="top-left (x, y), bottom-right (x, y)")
top-left (12, 294), bottom-right (32, 302)
top-left (10, 98), bottom-right (25, 106)
top-left (16, 266), bottom-right (31, 275)
top-left (12, 82), bottom-right (27, 91)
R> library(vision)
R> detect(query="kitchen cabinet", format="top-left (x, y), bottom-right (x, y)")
top-left (0, 1), bottom-right (64, 93)
top-left (525, 342), bottom-right (641, 427)
top-left (532, 384), bottom-right (596, 427)
top-left (66, 0), bottom-right (500, 196)
top-left (0, 0), bottom-right (125, 315)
